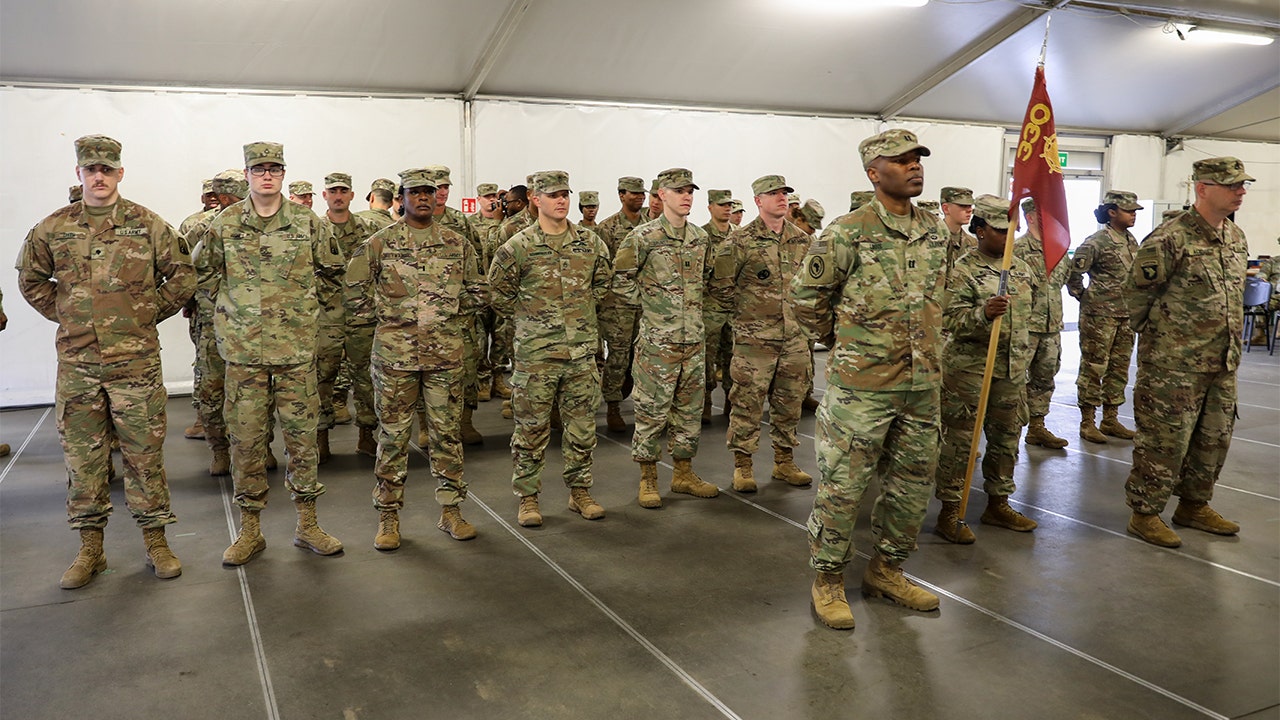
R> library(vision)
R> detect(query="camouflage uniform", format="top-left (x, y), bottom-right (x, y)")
top-left (487, 205), bottom-right (536, 383)
top-left (488, 193), bottom-right (612, 499)
top-left (427, 174), bottom-right (487, 414)
top-left (947, 227), bottom-right (977, 275)
top-left (1068, 221), bottom-right (1139, 408)
top-left (613, 209), bottom-right (709, 462)
top-left (322, 189), bottom-right (380, 431)
top-left (596, 179), bottom-right (647, 404)
top-left (701, 193), bottom-right (736, 406)
top-left (1014, 223), bottom-right (1072, 420)
top-left (16, 145), bottom-right (194, 531)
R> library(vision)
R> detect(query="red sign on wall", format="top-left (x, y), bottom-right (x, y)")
top-left (461, 197), bottom-right (477, 214)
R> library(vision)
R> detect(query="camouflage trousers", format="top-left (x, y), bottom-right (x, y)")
top-left (477, 312), bottom-right (494, 388)
top-left (461, 315), bottom-right (483, 409)
top-left (703, 308), bottom-right (733, 397)
top-left (372, 361), bottom-right (466, 509)
top-left (315, 324), bottom-right (345, 431)
top-left (1026, 331), bottom-right (1062, 418)
top-left (599, 303), bottom-right (639, 402)
top-left (491, 311), bottom-right (514, 375)
top-left (808, 384), bottom-right (939, 571)
top-left (334, 354), bottom-right (351, 397)
top-left (345, 324), bottom-right (377, 428)
top-left (193, 312), bottom-right (228, 452)
top-left (631, 340), bottom-right (705, 462)
top-left (726, 336), bottom-right (811, 455)
top-left (935, 370), bottom-right (1028, 503)
top-left (1076, 314), bottom-right (1133, 407)
top-left (224, 361), bottom-right (325, 511)
top-left (57, 358), bottom-right (175, 530)
top-left (1124, 364), bottom-right (1236, 515)
top-left (510, 355), bottom-right (600, 497)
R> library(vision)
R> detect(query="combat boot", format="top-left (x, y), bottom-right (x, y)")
top-left (0, 443), bottom-right (9, 457)
top-left (333, 392), bottom-right (352, 425)
top-left (265, 448), bottom-right (278, 471)
top-left (357, 426), bottom-right (377, 457)
top-left (222, 509), bottom-right (266, 566)
top-left (1024, 416), bottom-right (1069, 449)
top-left (550, 402), bottom-right (562, 431)
top-left (1099, 405), bottom-right (1135, 440)
top-left (811, 572), bottom-right (856, 630)
top-left (492, 373), bottom-right (513, 399)
top-left (438, 505), bottom-right (479, 540)
top-left (374, 510), bottom-right (400, 550)
top-left (568, 487), bottom-right (606, 520)
top-left (702, 394), bottom-right (712, 425)
top-left (517, 495), bottom-right (542, 527)
top-left (209, 449), bottom-right (231, 477)
top-left (861, 552), bottom-right (939, 611)
top-left (732, 452), bottom-right (757, 493)
top-left (802, 394), bottom-right (820, 412)
top-left (477, 380), bottom-right (492, 402)
top-left (417, 408), bottom-right (430, 447)
top-left (60, 527), bottom-right (106, 589)
top-left (461, 406), bottom-right (483, 446)
top-left (1127, 512), bottom-right (1182, 547)
top-left (501, 400), bottom-right (513, 420)
top-left (293, 499), bottom-right (343, 556)
top-left (980, 495), bottom-right (1038, 532)
top-left (142, 527), bottom-right (182, 579)
top-left (934, 501), bottom-right (976, 544)
top-left (637, 462), bottom-right (662, 508)
top-left (1172, 500), bottom-right (1240, 536)
top-left (771, 446), bottom-right (813, 487)
top-left (1079, 405), bottom-right (1107, 444)
top-left (184, 418), bottom-right (205, 440)
top-left (317, 429), bottom-right (331, 464)
top-left (606, 401), bottom-right (626, 433)
top-left (671, 458), bottom-right (719, 498)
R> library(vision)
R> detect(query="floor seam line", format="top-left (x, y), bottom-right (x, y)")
top-left (0, 406), bottom-right (50, 486)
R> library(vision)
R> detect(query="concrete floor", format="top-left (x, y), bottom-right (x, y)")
top-left (1, 334), bottom-right (1277, 720)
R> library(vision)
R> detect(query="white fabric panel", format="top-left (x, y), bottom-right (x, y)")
top-left (1108, 134), bottom-right (1164, 201)
top-left (887, 121), bottom-right (1009, 200)
top-left (1162, 139), bottom-right (1280, 256)
top-left (0, 86), bottom-right (462, 406)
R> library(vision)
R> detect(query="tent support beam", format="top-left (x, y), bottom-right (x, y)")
top-left (1162, 79), bottom-right (1280, 137)
top-left (462, 0), bottom-right (533, 101)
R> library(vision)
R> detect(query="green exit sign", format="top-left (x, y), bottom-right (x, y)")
top-left (1058, 151), bottom-right (1069, 167)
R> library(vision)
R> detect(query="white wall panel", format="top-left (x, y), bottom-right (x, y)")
top-left (1160, 138), bottom-right (1279, 257)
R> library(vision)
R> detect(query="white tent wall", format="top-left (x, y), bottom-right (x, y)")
top-left (1163, 138), bottom-right (1280, 255)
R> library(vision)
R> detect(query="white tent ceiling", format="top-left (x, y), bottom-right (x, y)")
top-left (1, 0), bottom-right (1277, 141)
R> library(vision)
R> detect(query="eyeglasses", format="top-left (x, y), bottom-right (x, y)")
top-left (248, 166), bottom-right (285, 177)
top-left (1203, 181), bottom-right (1252, 191)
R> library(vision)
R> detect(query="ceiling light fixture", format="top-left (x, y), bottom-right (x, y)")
top-left (1171, 22), bottom-right (1274, 46)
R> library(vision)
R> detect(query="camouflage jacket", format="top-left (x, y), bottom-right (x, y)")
top-left (946, 227), bottom-right (976, 276)
top-left (437, 206), bottom-right (484, 263)
top-left (1068, 225), bottom-right (1138, 317)
top-left (612, 215), bottom-right (709, 345)
top-left (1126, 208), bottom-right (1247, 373)
top-left (469, 212), bottom-right (502, 265)
top-left (486, 208), bottom-right (535, 273)
top-left (195, 199), bottom-right (344, 365)
top-left (489, 222), bottom-right (612, 363)
top-left (701, 220), bottom-right (736, 315)
top-left (179, 207), bottom-right (217, 238)
top-left (319, 213), bottom-right (381, 327)
top-left (356, 208), bottom-right (396, 230)
top-left (943, 249), bottom-right (1034, 380)
top-left (789, 199), bottom-right (949, 392)
top-left (709, 216), bottom-right (810, 345)
top-left (356, 221), bottom-right (488, 371)
top-left (596, 209), bottom-right (646, 259)
top-left (1013, 232), bottom-right (1072, 334)
top-left (16, 198), bottom-right (195, 364)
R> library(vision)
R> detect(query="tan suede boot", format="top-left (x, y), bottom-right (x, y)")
top-left (980, 495), bottom-right (1038, 532)
top-left (638, 462), bottom-right (662, 508)
top-left (1172, 500), bottom-right (1240, 535)
top-left (209, 449), bottom-right (231, 477)
top-left (460, 406), bottom-right (483, 446)
top-left (517, 495), bottom-right (542, 527)
top-left (143, 527), bottom-right (182, 579)
top-left (935, 501), bottom-right (976, 544)
top-left (222, 509), bottom-right (266, 566)
top-left (811, 572), bottom-right (856, 630)
top-left (333, 391), bottom-right (353, 425)
top-left (1099, 405), bottom-right (1135, 440)
top-left (771, 446), bottom-right (813, 487)
top-left (702, 394), bottom-right (712, 426)
top-left (1127, 512), bottom-right (1182, 547)
top-left (1079, 405), bottom-right (1107, 444)
top-left (568, 487), bottom-right (606, 520)
top-left (184, 418), bottom-right (205, 440)
top-left (357, 426), bottom-right (377, 457)
top-left (60, 527), bottom-right (106, 589)
top-left (492, 373), bottom-right (513, 399)
top-left (293, 500), bottom-right (343, 556)
top-left (1024, 416), bottom-right (1068, 449)
top-left (265, 448), bottom-right (278, 471)
top-left (477, 380), bottom-right (492, 402)
top-left (732, 452), bottom-right (757, 493)
top-left (374, 510), bottom-right (400, 550)
top-left (317, 428), bottom-right (331, 464)
top-left (671, 458), bottom-right (718, 498)
top-left (501, 400), bottom-right (513, 420)
top-left (861, 552), bottom-right (939, 611)
top-left (606, 401), bottom-right (626, 433)
top-left (438, 505), bottom-right (479, 540)
top-left (416, 408), bottom-right (430, 447)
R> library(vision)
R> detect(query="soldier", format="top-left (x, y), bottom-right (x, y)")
top-left (939, 186), bottom-right (975, 273)
top-left (1123, 158), bottom-right (1251, 548)
top-left (357, 178), bottom-right (398, 229)
top-left (1068, 190), bottom-right (1143, 443)
top-left (709, 175), bottom-right (814, 494)
top-left (180, 179), bottom-right (217, 237)
top-left (1015, 198), bottom-right (1072, 449)
top-left (196, 141), bottom-right (345, 566)
top-left (201, 178), bottom-right (219, 211)
top-left (178, 177), bottom-right (222, 442)
top-left (288, 180), bottom-right (314, 208)
top-left (318, 172), bottom-right (381, 458)
top-left (613, 168), bottom-right (720, 508)
top-left (488, 171), bottom-right (611, 527)
top-left (918, 200), bottom-right (941, 217)
top-left (790, 129), bottom-right (946, 629)
top-left (787, 193), bottom-right (802, 212)
top-left (729, 199), bottom-right (745, 227)
top-left (849, 191), bottom-right (874, 212)
top-left (701, 189), bottom-right (736, 424)
top-left (578, 190), bottom-right (600, 228)
top-left (349, 168), bottom-right (488, 548)
top-left (933, 195), bottom-right (1039, 544)
top-left (596, 176), bottom-right (648, 432)
top-left (17, 134), bottom-right (192, 588)
top-left (791, 199), bottom-right (826, 414)
top-left (469, 181), bottom-right (505, 405)
top-left (487, 180), bottom-right (537, 418)
top-left (646, 178), bottom-right (664, 220)
top-left (469, 182), bottom-right (504, 234)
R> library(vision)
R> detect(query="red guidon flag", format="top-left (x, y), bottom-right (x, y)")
top-left (1009, 66), bottom-right (1070, 274)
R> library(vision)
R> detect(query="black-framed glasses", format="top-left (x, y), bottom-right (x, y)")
top-left (1203, 181), bottom-right (1252, 191)
top-left (249, 166), bottom-right (285, 177)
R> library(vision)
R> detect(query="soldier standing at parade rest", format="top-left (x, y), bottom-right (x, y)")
top-left (790, 129), bottom-right (947, 629)
top-left (701, 189), bottom-right (737, 424)
top-left (709, 174), bottom-right (814, 493)
top-left (17, 135), bottom-right (193, 588)
top-left (178, 177), bottom-right (220, 442)
top-left (1015, 197), bottom-right (1073, 449)
top-left (197, 141), bottom-right (346, 566)
top-left (349, 168), bottom-right (488, 548)
top-left (613, 168), bottom-right (720, 508)
top-left (489, 171), bottom-right (611, 528)
top-left (729, 199), bottom-right (745, 226)
top-left (596, 176), bottom-right (649, 433)
top-left (1122, 157), bottom-right (1251, 548)
top-left (357, 178), bottom-right (398, 229)
top-left (939, 186), bottom-right (975, 273)
top-left (578, 190), bottom-right (600, 228)
top-left (1068, 190), bottom-right (1143, 443)
top-left (469, 182), bottom-right (505, 404)
top-left (792, 199), bottom-right (826, 413)
top-left (288, 180), bottom-right (314, 209)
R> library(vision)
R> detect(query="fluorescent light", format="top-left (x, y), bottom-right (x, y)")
top-left (1173, 23), bottom-right (1274, 46)
top-left (793, 0), bottom-right (928, 10)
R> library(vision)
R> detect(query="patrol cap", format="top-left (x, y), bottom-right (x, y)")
top-left (398, 168), bottom-right (438, 191)
top-left (289, 181), bottom-right (314, 196)
top-left (849, 190), bottom-right (875, 211)
top-left (1103, 190), bottom-right (1143, 211)
top-left (535, 170), bottom-right (572, 195)
top-left (243, 141), bottom-right (285, 168)
top-left (1021, 197), bottom-right (1036, 214)
top-left (940, 186), bottom-right (974, 205)
top-left (526, 173), bottom-right (539, 187)
top-left (729, 199), bottom-right (744, 213)
top-left (650, 178), bottom-right (661, 195)
top-left (787, 193), bottom-right (801, 206)
top-left (579, 190), bottom-right (600, 206)
top-left (707, 189), bottom-right (733, 205)
top-left (324, 173), bottom-right (352, 190)
top-left (752, 175), bottom-right (793, 196)
top-left (426, 165), bottom-right (452, 187)
top-left (69, 185), bottom-right (83, 203)
top-left (617, 176), bottom-right (645, 193)
top-left (657, 167), bottom-right (699, 190)
top-left (1161, 209), bottom-right (1183, 221)
top-left (858, 129), bottom-right (930, 169)
top-left (213, 169), bottom-right (247, 196)
top-left (1192, 156), bottom-right (1254, 185)
top-left (972, 194), bottom-right (1012, 231)
top-left (477, 183), bottom-right (499, 196)
top-left (918, 200), bottom-right (941, 213)
top-left (367, 178), bottom-right (396, 200)
top-left (799, 199), bottom-right (825, 229)
top-left (202, 179), bottom-right (214, 194)
top-left (74, 135), bottom-right (122, 169)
